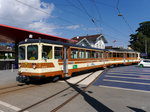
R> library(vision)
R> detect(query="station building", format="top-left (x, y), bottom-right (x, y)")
top-left (0, 24), bottom-right (71, 70)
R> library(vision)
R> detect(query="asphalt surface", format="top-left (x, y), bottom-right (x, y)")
top-left (58, 65), bottom-right (150, 112)
top-left (0, 66), bottom-right (150, 112)
top-left (93, 65), bottom-right (150, 92)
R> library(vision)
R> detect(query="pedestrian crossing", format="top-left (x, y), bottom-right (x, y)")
top-left (93, 65), bottom-right (150, 92)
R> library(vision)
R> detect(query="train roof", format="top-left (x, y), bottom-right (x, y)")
top-left (19, 38), bottom-right (139, 53)
top-left (19, 38), bottom-right (106, 51)
top-left (106, 48), bottom-right (139, 53)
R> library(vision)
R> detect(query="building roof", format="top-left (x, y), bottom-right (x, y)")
top-left (72, 34), bottom-right (108, 44)
top-left (0, 24), bottom-right (72, 43)
top-left (0, 46), bottom-right (14, 52)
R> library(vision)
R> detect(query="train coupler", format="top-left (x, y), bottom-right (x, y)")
top-left (16, 75), bottom-right (30, 83)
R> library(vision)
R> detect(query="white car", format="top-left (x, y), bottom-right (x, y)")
top-left (138, 59), bottom-right (150, 67)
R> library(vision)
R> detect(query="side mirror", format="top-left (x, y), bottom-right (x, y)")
top-left (42, 52), bottom-right (48, 61)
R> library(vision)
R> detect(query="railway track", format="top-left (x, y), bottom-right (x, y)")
top-left (18, 69), bottom-right (105, 112)
top-left (51, 69), bottom-right (109, 112)
top-left (0, 83), bottom-right (27, 90)
top-left (0, 83), bottom-right (37, 96)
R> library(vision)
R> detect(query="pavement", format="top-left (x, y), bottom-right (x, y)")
top-left (93, 65), bottom-right (150, 92)
top-left (0, 65), bottom-right (150, 112)
top-left (0, 69), bottom-right (18, 87)
top-left (58, 65), bottom-right (150, 112)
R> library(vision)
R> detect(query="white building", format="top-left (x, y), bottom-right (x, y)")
top-left (71, 34), bottom-right (108, 49)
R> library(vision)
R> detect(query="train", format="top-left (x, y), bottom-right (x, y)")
top-left (16, 38), bottom-right (140, 82)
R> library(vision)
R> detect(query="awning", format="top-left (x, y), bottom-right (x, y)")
top-left (0, 24), bottom-right (71, 43)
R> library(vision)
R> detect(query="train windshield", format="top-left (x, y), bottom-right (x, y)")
top-left (42, 45), bottom-right (52, 59)
top-left (27, 45), bottom-right (38, 60)
top-left (19, 46), bottom-right (25, 60)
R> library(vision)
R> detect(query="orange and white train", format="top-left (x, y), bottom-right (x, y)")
top-left (16, 38), bottom-right (140, 82)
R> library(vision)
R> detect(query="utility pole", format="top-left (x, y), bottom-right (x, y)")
top-left (145, 39), bottom-right (148, 58)
top-left (113, 40), bottom-right (117, 48)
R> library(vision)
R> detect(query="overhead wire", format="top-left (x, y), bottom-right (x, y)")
top-left (14, 0), bottom-right (132, 46)
top-left (91, 0), bottom-right (133, 45)
top-left (116, 0), bottom-right (134, 33)
top-left (90, 0), bottom-right (103, 34)
top-left (76, 0), bottom-right (101, 32)
top-left (89, 0), bottom-right (129, 45)
top-left (56, 0), bottom-right (130, 44)
top-left (57, 0), bottom-right (128, 39)
top-left (15, 0), bottom-right (77, 25)
top-left (94, 1), bottom-right (116, 9)
top-left (89, 0), bottom-right (128, 36)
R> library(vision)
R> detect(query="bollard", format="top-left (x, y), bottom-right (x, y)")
top-left (11, 63), bottom-right (14, 72)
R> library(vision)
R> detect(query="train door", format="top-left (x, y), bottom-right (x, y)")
top-left (63, 46), bottom-right (69, 77)
top-left (123, 53), bottom-right (126, 64)
top-left (102, 51), bottom-right (105, 66)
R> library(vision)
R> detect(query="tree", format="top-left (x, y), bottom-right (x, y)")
top-left (130, 21), bottom-right (150, 58)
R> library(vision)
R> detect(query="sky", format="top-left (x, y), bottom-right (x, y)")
top-left (0, 0), bottom-right (149, 48)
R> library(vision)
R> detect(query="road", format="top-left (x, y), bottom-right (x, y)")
top-left (0, 66), bottom-right (150, 112)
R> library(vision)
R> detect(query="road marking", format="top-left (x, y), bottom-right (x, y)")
top-left (78, 71), bottom-right (103, 85)
top-left (105, 75), bottom-right (150, 80)
top-left (99, 85), bottom-right (150, 93)
top-left (103, 79), bottom-right (150, 85)
top-left (60, 70), bottom-right (103, 85)
top-left (107, 73), bottom-right (150, 77)
top-left (107, 73), bottom-right (150, 76)
top-left (108, 72), bottom-right (150, 75)
top-left (0, 100), bottom-right (29, 112)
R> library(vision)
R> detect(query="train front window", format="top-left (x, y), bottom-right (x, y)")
top-left (27, 45), bottom-right (38, 60)
top-left (19, 46), bottom-right (25, 60)
top-left (42, 45), bottom-right (52, 59)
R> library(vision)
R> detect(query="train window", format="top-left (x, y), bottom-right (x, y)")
top-left (42, 45), bottom-right (52, 59)
top-left (132, 54), bottom-right (134, 57)
top-left (101, 52), bottom-right (104, 58)
top-left (113, 53), bottom-right (116, 57)
top-left (71, 49), bottom-right (78, 59)
top-left (100, 52), bottom-right (103, 58)
top-left (91, 51), bottom-right (96, 58)
top-left (109, 53), bottom-right (113, 58)
top-left (19, 46), bottom-right (25, 60)
top-left (130, 53), bottom-right (132, 57)
top-left (96, 52), bottom-right (100, 58)
top-left (79, 50), bottom-right (85, 59)
top-left (27, 45), bottom-right (38, 60)
top-left (85, 50), bottom-right (90, 58)
top-left (117, 53), bottom-right (119, 57)
top-left (123, 53), bottom-right (126, 58)
top-left (54, 47), bottom-right (62, 59)
top-left (120, 53), bottom-right (123, 57)
top-left (106, 52), bottom-right (109, 58)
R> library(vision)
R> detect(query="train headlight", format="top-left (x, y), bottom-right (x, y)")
top-left (32, 63), bottom-right (36, 69)
top-left (19, 63), bottom-right (21, 68)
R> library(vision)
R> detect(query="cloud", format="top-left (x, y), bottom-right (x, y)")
top-left (28, 21), bottom-right (59, 35)
top-left (0, 0), bottom-right (57, 35)
top-left (83, 27), bottom-right (102, 32)
top-left (65, 25), bottom-right (80, 30)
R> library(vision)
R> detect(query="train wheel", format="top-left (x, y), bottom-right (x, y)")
top-left (139, 64), bottom-right (144, 68)
top-left (52, 76), bottom-right (60, 82)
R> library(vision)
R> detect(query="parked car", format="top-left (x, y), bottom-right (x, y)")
top-left (138, 59), bottom-right (150, 67)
